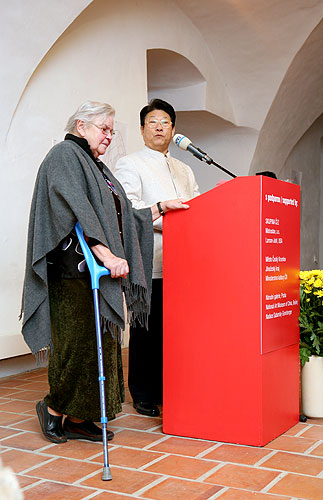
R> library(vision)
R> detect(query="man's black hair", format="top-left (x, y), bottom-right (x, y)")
top-left (140, 98), bottom-right (176, 127)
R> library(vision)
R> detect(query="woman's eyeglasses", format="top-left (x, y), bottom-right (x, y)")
top-left (90, 122), bottom-right (115, 137)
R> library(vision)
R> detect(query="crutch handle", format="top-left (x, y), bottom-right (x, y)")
top-left (75, 222), bottom-right (110, 290)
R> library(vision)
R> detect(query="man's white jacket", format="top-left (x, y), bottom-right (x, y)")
top-left (113, 146), bottom-right (200, 278)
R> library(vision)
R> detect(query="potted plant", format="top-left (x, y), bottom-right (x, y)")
top-left (299, 270), bottom-right (323, 417)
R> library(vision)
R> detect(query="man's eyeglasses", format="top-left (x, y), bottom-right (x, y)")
top-left (90, 122), bottom-right (115, 137)
top-left (145, 119), bottom-right (172, 129)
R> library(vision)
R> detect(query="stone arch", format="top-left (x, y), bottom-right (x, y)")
top-left (250, 19), bottom-right (323, 176)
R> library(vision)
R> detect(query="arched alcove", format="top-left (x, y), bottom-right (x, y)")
top-left (147, 48), bottom-right (258, 192)
top-left (147, 49), bottom-right (206, 111)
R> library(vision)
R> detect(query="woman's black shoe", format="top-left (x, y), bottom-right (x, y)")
top-left (63, 418), bottom-right (114, 442)
top-left (133, 401), bottom-right (160, 417)
top-left (36, 400), bottom-right (67, 443)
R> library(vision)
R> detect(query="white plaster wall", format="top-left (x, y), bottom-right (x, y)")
top-left (174, 0), bottom-right (323, 129)
top-left (0, 0), bottom-right (92, 147)
top-left (149, 82), bottom-right (207, 112)
top-left (0, 0), bottom-right (234, 358)
top-left (169, 111), bottom-right (258, 193)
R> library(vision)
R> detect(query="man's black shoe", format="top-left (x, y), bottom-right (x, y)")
top-left (133, 401), bottom-right (160, 417)
top-left (63, 418), bottom-right (114, 441)
top-left (36, 400), bottom-right (67, 444)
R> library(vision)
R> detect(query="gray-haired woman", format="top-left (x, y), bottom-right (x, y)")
top-left (21, 101), bottom-right (189, 443)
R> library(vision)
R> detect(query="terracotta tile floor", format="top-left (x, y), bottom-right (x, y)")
top-left (0, 350), bottom-right (322, 500)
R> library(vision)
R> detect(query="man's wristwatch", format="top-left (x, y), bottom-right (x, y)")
top-left (157, 201), bottom-right (165, 216)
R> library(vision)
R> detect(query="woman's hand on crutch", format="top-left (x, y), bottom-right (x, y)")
top-left (91, 244), bottom-right (129, 278)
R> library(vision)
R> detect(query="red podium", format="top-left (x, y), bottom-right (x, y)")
top-left (163, 176), bottom-right (300, 446)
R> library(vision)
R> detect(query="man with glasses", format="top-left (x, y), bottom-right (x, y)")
top-left (113, 99), bottom-right (199, 417)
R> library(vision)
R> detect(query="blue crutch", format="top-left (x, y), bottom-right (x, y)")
top-left (75, 222), bottom-right (112, 481)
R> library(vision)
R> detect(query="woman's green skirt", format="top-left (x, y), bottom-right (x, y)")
top-left (44, 278), bottom-right (124, 421)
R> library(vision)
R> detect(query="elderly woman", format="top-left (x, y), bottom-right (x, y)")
top-left (21, 101), bottom-right (188, 443)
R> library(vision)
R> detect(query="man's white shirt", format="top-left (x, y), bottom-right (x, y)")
top-left (112, 146), bottom-right (200, 278)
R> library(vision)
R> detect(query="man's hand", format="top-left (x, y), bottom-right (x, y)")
top-left (151, 199), bottom-right (190, 221)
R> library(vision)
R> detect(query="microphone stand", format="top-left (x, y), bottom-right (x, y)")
top-left (194, 149), bottom-right (236, 178)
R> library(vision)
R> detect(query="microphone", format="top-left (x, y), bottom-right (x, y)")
top-left (173, 134), bottom-right (212, 164)
top-left (173, 134), bottom-right (236, 178)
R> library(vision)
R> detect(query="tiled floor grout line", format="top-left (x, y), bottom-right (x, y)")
top-left (111, 412), bottom-right (162, 422)
top-left (304, 439), bottom-right (323, 455)
top-left (196, 462), bottom-right (225, 481)
top-left (19, 450), bottom-right (112, 466)
top-left (195, 443), bottom-right (222, 458)
top-left (148, 424), bottom-right (163, 432)
top-left (0, 410), bottom-right (35, 416)
top-left (0, 430), bottom-right (32, 440)
top-left (21, 474), bottom-right (106, 496)
top-left (19, 477), bottom-right (45, 491)
top-left (208, 487), bottom-right (231, 499)
top-left (72, 466), bottom-right (108, 485)
top-left (82, 492), bottom-right (140, 499)
top-left (87, 451), bottom-right (109, 461)
top-left (123, 445), bottom-right (234, 464)
top-left (253, 449), bottom-right (278, 467)
top-left (1, 397), bottom-right (45, 403)
top-left (79, 491), bottom-right (102, 499)
top-left (22, 473), bottom-right (102, 488)
top-left (0, 432), bottom-right (27, 442)
top-left (108, 442), bottom-right (168, 455)
top-left (109, 414), bottom-right (131, 423)
top-left (107, 426), bottom-right (164, 435)
top-left (294, 424), bottom-right (312, 436)
top-left (33, 442), bottom-right (60, 453)
top-left (6, 416), bottom-right (37, 425)
top-left (142, 435), bottom-right (170, 449)
top-left (17, 456), bottom-right (58, 474)
top-left (119, 470), bottom-right (229, 488)
top-left (132, 475), bottom-right (169, 497)
top-left (0, 412), bottom-right (36, 420)
top-left (1, 445), bottom-right (112, 466)
top-left (138, 453), bottom-right (170, 471)
top-left (224, 460), bottom-right (323, 478)
top-left (260, 471), bottom-right (288, 493)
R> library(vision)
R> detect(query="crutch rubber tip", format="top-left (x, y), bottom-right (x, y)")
top-left (102, 466), bottom-right (112, 481)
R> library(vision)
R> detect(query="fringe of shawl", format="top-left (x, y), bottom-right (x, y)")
top-left (123, 281), bottom-right (151, 329)
top-left (35, 345), bottom-right (51, 366)
top-left (100, 281), bottom-right (151, 344)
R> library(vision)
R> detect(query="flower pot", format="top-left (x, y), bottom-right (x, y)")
top-left (301, 355), bottom-right (323, 417)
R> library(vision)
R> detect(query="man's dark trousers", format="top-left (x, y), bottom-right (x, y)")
top-left (128, 279), bottom-right (163, 404)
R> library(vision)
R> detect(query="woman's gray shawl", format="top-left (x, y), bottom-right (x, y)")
top-left (21, 140), bottom-right (154, 355)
